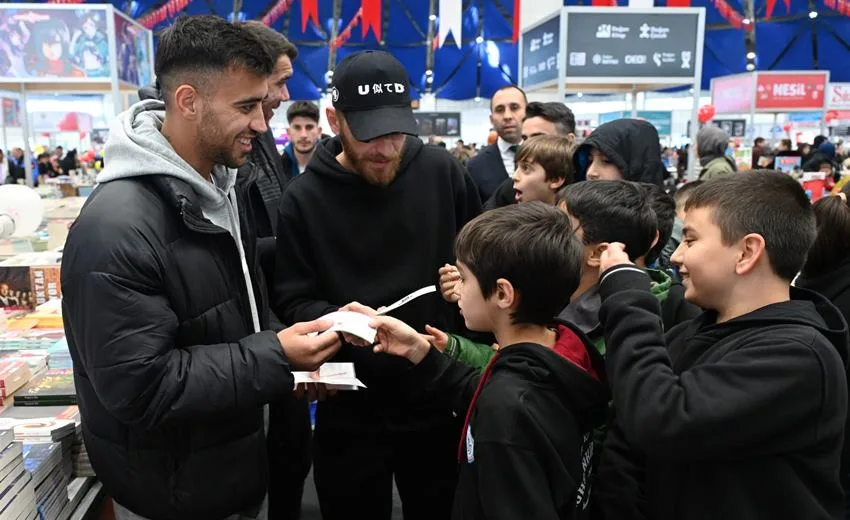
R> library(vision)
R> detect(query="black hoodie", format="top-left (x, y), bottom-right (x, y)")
top-left (404, 323), bottom-right (610, 520)
top-left (274, 135), bottom-right (481, 430)
top-left (595, 267), bottom-right (849, 520)
top-left (573, 119), bottom-right (665, 186)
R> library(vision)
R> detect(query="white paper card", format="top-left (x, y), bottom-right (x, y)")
top-left (292, 362), bottom-right (366, 391)
top-left (320, 311), bottom-right (377, 344)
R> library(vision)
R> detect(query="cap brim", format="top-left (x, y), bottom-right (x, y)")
top-left (343, 106), bottom-right (419, 142)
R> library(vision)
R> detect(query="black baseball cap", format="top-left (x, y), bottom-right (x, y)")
top-left (331, 51), bottom-right (419, 142)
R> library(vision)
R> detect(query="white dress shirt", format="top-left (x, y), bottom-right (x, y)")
top-left (497, 137), bottom-right (519, 178)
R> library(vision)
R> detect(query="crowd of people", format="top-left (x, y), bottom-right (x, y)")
top-left (56, 14), bottom-right (850, 520)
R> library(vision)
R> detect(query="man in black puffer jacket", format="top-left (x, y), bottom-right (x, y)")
top-left (61, 16), bottom-right (340, 520)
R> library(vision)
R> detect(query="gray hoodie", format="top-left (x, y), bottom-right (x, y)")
top-left (98, 99), bottom-right (261, 334)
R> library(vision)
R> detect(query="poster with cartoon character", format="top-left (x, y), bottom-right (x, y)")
top-left (114, 12), bottom-right (152, 88)
top-left (0, 7), bottom-right (110, 80)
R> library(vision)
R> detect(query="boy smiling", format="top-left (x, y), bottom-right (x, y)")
top-left (595, 171), bottom-right (848, 520)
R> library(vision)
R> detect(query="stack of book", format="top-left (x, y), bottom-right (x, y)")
top-left (0, 429), bottom-right (36, 520)
top-left (0, 351), bottom-right (49, 376)
top-left (56, 477), bottom-right (94, 520)
top-left (23, 443), bottom-right (69, 520)
top-left (0, 361), bottom-right (32, 407)
top-left (12, 370), bottom-right (76, 408)
top-left (70, 427), bottom-right (92, 478)
top-left (45, 340), bottom-right (72, 371)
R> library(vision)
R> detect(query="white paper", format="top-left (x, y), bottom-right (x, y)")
top-left (320, 311), bottom-right (377, 343)
top-left (377, 285), bottom-right (437, 315)
top-left (292, 362), bottom-right (366, 391)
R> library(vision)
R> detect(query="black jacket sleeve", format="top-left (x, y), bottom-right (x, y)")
top-left (599, 266), bottom-right (837, 460)
top-left (63, 268), bottom-right (294, 431)
top-left (406, 347), bottom-right (481, 413)
top-left (453, 159), bottom-right (483, 228)
top-left (273, 189), bottom-right (338, 323)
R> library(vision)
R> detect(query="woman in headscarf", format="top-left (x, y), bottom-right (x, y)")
top-left (696, 125), bottom-right (737, 180)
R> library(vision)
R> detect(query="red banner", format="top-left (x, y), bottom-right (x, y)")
top-left (755, 73), bottom-right (829, 111)
top-left (512, 0), bottom-right (520, 43)
top-left (361, 0), bottom-right (381, 41)
top-left (301, 0), bottom-right (319, 32)
top-left (591, 0), bottom-right (617, 6)
top-left (666, 0), bottom-right (692, 6)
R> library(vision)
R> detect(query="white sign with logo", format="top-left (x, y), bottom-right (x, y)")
top-left (828, 83), bottom-right (850, 110)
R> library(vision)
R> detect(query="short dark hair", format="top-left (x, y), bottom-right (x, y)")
top-left (802, 185), bottom-right (850, 278)
top-left (754, 137), bottom-right (765, 146)
top-left (155, 16), bottom-right (273, 104)
top-left (490, 85), bottom-right (528, 112)
top-left (674, 180), bottom-right (703, 210)
top-left (514, 135), bottom-right (574, 183)
top-left (454, 202), bottom-right (582, 326)
top-left (524, 102), bottom-right (576, 135)
top-left (240, 21), bottom-right (297, 61)
top-left (558, 180), bottom-right (656, 261)
top-left (287, 101), bottom-right (319, 124)
top-left (640, 183), bottom-right (676, 265)
top-left (684, 170), bottom-right (816, 281)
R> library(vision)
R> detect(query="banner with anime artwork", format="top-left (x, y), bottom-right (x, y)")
top-left (114, 12), bottom-right (152, 88)
top-left (0, 7), bottom-right (110, 80)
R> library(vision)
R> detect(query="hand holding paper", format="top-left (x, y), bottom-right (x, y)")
top-left (277, 319), bottom-right (341, 371)
top-left (370, 316), bottom-right (431, 365)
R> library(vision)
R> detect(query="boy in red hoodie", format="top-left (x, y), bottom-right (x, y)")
top-left (365, 202), bottom-right (610, 520)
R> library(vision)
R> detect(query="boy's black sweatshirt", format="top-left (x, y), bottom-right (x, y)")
top-left (273, 135), bottom-right (481, 430)
top-left (595, 266), bottom-right (849, 520)
top-left (405, 322), bottom-right (610, 520)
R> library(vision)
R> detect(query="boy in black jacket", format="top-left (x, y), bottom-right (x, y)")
top-left (364, 203), bottom-right (610, 520)
top-left (595, 170), bottom-right (849, 520)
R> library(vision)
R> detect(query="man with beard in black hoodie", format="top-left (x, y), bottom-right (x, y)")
top-left (274, 50), bottom-right (481, 520)
top-left (572, 119), bottom-right (665, 185)
top-left (594, 171), bottom-right (848, 520)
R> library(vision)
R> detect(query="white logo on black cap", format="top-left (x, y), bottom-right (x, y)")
top-left (332, 87), bottom-right (340, 103)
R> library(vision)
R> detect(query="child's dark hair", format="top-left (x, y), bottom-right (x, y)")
top-left (801, 184), bottom-right (850, 278)
top-left (640, 183), bottom-right (676, 265)
top-left (514, 135), bottom-right (574, 183)
top-left (685, 170), bottom-right (816, 281)
top-left (454, 202), bottom-right (582, 326)
top-left (557, 180), bottom-right (656, 261)
top-left (673, 180), bottom-right (703, 210)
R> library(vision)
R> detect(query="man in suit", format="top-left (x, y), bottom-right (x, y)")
top-left (466, 85), bottom-right (527, 202)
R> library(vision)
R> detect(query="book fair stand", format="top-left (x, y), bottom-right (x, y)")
top-left (0, 4), bottom-right (156, 518)
top-left (0, 3), bottom-right (155, 189)
top-left (519, 6), bottom-right (706, 178)
top-left (710, 71), bottom-right (831, 159)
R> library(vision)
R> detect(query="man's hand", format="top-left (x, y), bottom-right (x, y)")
top-left (278, 319), bottom-right (341, 371)
top-left (339, 301), bottom-right (378, 347)
top-left (439, 264), bottom-right (461, 303)
top-left (294, 383), bottom-right (337, 402)
top-left (423, 324), bottom-right (449, 352)
top-left (598, 242), bottom-right (634, 278)
top-left (369, 316), bottom-right (431, 365)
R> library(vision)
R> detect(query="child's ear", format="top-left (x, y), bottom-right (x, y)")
top-left (549, 177), bottom-right (567, 191)
top-left (494, 278), bottom-right (517, 310)
top-left (586, 244), bottom-right (606, 268)
top-left (736, 233), bottom-right (766, 275)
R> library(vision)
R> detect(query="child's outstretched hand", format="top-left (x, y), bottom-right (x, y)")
top-left (438, 264), bottom-right (461, 303)
top-left (423, 325), bottom-right (449, 352)
top-left (598, 242), bottom-right (633, 278)
top-left (369, 316), bottom-right (431, 365)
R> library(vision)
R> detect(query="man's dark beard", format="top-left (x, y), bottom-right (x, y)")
top-left (339, 130), bottom-right (403, 187)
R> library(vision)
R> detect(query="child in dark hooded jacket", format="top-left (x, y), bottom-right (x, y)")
top-left (571, 119), bottom-right (665, 186)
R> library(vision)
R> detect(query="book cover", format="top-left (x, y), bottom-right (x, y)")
top-left (13, 371), bottom-right (75, 406)
top-left (0, 361), bottom-right (31, 399)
